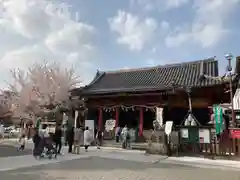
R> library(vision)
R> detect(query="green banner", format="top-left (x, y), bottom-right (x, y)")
top-left (36, 117), bottom-right (41, 129)
top-left (214, 105), bottom-right (223, 134)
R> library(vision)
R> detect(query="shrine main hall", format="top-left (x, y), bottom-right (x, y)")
top-left (71, 57), bottom-right (236, 139)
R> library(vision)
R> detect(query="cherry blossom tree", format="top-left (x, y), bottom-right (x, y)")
top-left (0, 91), bottom-right (12, 118)
top-left (6, 62), bottom-right (81, 123)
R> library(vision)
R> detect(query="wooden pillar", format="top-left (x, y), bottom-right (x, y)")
top-left (139, 107), bottom-right (144, 136)
top-left (115, 107), bottom-right (119, 127)
top-left (98, 108), bottom-right (103, 130)
top-left (208, 107), bottom-right (213, 122)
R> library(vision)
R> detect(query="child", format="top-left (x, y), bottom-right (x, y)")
top-left (84, 127), bottom-right (91, 152)
top-left (18, 134), bottom-right (26, 152)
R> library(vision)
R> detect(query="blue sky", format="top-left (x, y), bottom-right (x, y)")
top-left (0, 0), bottom-right (239, 86)
top-left (68, 0), bottom-right (240, 74)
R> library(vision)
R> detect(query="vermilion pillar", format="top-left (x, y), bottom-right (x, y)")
top-left (98, 108), bottom-right (103, 130)
top-left (139, 107), bottom-right (144, 136)
top-left (115, 107), bottom-right (119, 127)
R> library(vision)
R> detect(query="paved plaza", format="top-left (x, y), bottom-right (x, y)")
top-left (0, 142), bottom-right (239, 180)
top-left (0, 144), bottom-right (32, 157)
top-left (0, 156), bottom-right (240, 180)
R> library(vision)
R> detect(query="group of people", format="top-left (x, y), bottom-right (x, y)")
top-left (63, 125), bottom-right (93, 154)
top-left (16, 120), bottom-right (133, 158)
top-left (17, 123), bottom-right (104, 159)
top-left (115, 125), bottom-right (132, 149)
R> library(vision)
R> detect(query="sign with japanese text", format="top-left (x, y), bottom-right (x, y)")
top-left (199, 129), bottom-right (210, 144)
top-left (213, 105), bottom-right (223, 134)
top-left (165, 121), bottom-right (173, 135)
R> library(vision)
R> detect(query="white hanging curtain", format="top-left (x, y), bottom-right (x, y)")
top-left (233, 88), bottom-right (240, 110)
top-left (74, 111), bottom-right (78, 128)
top-left (156, 107), bottom-right (163, 126)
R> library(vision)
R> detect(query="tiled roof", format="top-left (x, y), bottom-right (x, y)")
top-left (82, 58), bottom-right (220, 95)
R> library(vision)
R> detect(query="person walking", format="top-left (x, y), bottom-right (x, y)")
top-left (96, 128), bottom-right (103, 149)
top-left (73, 126), bottom-right (82, 154)
top-left (18, 134), bottom-right (26, 152)
top-left (32, 128), bottom-right (41, 158)
top-left (84, 126), bottom-right (92, 152)
top-left (115, 126), bottom-right (121, 143)
top-left (54, 124), bottom-right (62, 154)
top-left (121, 125), bottom-right (130, 149)
top-left (0, 124), bottom-right (4, 140)
top-left (67, 126), bottom-right (74, 153)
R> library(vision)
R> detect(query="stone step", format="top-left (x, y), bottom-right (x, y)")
top-left (102, 142), bottom-right (148, 151)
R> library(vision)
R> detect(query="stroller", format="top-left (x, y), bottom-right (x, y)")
top-left (33, 135), bottom-right (57, 159)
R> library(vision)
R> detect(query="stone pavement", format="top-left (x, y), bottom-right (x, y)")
top-left (0, 143), bottom-right (240, 179)
top-left (2, 138), bottom-right (240, 170)
top-left (0, 144), bottom-right (32, 157)
top-left (1, 156), bottom-right (240, 180)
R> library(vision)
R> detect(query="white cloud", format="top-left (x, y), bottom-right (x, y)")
top-left (160, 21), bottom-right (170, 30)
top-left (1, 44), bottom-right (50, 69)
top-left (130, 0), bottom-right (190, 11)
top-left (108, 10), bottom-right (158, 51)
top-left (45, 22), bottom-right (95, 56)
top-left (122, 66), bottom-right (130, 70)
top-left (165, 0), bottom-right (190, 9)
top-left (165, 0), bottom-right (239, 48)
top-left (0, 0), bottom-right (96, 86)
top-left (146, 58), bottom-right (156, 66)
top-left (151, 47), bottom-right (156, 53)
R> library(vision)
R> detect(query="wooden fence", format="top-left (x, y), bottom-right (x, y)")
top-left (175, 127), bottom-right (240, 158)
top-left (146, 127), bottom-right (240, 159)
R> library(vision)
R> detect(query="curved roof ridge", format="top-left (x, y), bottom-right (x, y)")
top-left (155, 57), bottom-right (216, 68)
top-left (104, 57), bottom-right (216, 74)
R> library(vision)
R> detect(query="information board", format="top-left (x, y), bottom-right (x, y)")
top-left (199, 129), bottom-right (210, 143)
top-left (165, 121), bottom-right (173, 135)
top-left (180, 128), bottom-right (189, 138)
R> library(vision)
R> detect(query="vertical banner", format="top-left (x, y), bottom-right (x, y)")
top-left (98, 108), bottom-right (103, 130)
top-left (139, 107), bottom-right (144, 136)
top-left (62, 113), bottom-right (68, 124)
top-left (233, 88), bottom-right (240, 110)
top-left (156, 107), bottom-right (163, 127)
top-left (214, 105), bottom-right (223, 135)
top-left (36, 117), bottom-right (41, 130)
top-left (74, 111), bottom-right (78, 128)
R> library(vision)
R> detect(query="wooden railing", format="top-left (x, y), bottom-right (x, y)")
top-left (145, 126), bottom-right (240, 159)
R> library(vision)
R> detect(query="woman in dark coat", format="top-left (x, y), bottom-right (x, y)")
top-left (32, 128), bottom-right (41, 158)
top-left (54, 124), bottom-right (63, 154)
top-left (67, 127), bottom-right (74, 153)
